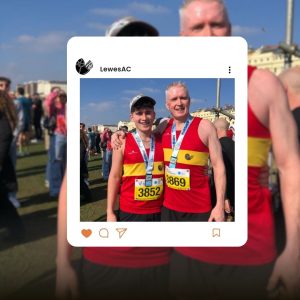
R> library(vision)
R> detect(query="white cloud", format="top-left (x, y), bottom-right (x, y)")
top-left (191, 97), bottom-right (207, 104)
top-left (0, 43), bottom-right (12, 50)
top-left (122, 87), bottom-right (161, 95)
top-left (15, 31), bottom-right (74, 53)
top-left (141, 87), bottom-right (161, 94)
top-left (1, 62), bottom-right (26, 85)
top-left (82, 101), bottom-right (127, 125)
top-left (232, 25), bottom-right (263, 35)
top-left (129, 2), bottom-right (170, 14)
top-left (89, 2), bottom-right (169, 18)
top-left (191, 98), bottom-right (207, 103)
top-left (86, 22), bottom-right (108, 32)
top-left (17, 35), bottom-right (35, 43)
top-left (89, 8), bottom-right (128, 17)
top-left (87, 101), bottom-right (115, 111)
top-left (123, 89), bottom-right (142, 95)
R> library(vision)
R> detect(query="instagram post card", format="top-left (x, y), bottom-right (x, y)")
top-left (67, 37), bottom-right (248, 247)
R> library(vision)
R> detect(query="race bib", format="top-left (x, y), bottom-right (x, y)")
top-left (134, 178), bottom-right (163, 201)
top-left (165, 166), bottom-right (190, 190)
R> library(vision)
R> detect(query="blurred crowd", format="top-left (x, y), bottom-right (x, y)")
top-left (0, 76), bottom-right (67, 242)
top-left (79, 123), bottom-right (129, 202)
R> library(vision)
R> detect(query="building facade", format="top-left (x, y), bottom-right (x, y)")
top-left (93, 124), bottom-right (118, 133)
top-left (18, 80), bottom-right (67, 98)
top-left (192, 106), bottom-right (235, 126)
top-left (248, 45), bottom-right (300, 75)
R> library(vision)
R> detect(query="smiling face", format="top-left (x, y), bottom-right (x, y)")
top-left (180, 0), bottom-right (231, 36)
top-left (166, 84), bottom-right (191, 121)
top-left (130, 107), bottom-right (156, 135)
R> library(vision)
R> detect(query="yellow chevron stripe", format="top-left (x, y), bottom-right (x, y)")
top-left (248, 137), bottom-right (271, 167)
top-left (123, 161), bottom-right (165, 176)
top-left (163, 148), bottom-right (209, 166)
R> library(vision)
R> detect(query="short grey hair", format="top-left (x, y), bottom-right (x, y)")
top-left (179, 0), bottom-right (230, 31)
top-left (165, 81), bottom-right (190, 100)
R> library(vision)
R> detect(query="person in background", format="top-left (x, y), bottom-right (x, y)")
top-left (102, 129), bottom-right (113, 181)
top-left (100, 128), bottom-right (109, 178)
top-left (279, 66), bottom-right (300, 143)
top-left (95, 130), bottom-right (101, 155)
top-left (0, 77), bottom-right (11, 92)
top-left (53, 90), bottom-right (67, 164)
top-left (15, 86), bottom-right (32, 156)
top-left (31, 92), bottom-right (43, 142)
top-left (80, 124), bottom-right (91, 202)
top-left (87, 127), bottom-right (96, 160)
top-left (0, 90), bottom-right (24, 242)
top-left (44, 89), bottom-right (67, 197)
top-left (0, 77), bottom-right (21, 208)
top-left (119, 125), bottom-right (129, 133)
top-left (212, 118), bottom-right (234, 219)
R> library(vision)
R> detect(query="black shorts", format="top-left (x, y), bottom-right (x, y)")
top-left (161, 206), bottom-right (210, 221)
top-left (119, 210), bottom-right (161, 221)
top-left (80, 257), bottom-right (173, 300)
top-left (169, 251), bottom-right (274, 300)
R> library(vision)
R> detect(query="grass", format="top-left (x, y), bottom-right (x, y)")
top-left (0, 142), bottom-right (109, 299)
top-left (80, 153), bottom-right (109, 221)
top-left (16, 142), bottom-right (109, 222)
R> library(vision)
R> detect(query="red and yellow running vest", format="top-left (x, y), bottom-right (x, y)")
top-left (162, 117), bottom-right (211, 213)
top-left (120, 132), bottom-right (164, 214)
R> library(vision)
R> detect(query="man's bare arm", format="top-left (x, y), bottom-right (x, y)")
top-left (199, 119), bottom-right (226, 221)
top-left (106, 145), bottom-right (124, 221)
top-left (111, 118), bottom-right (169, 150)
top-left (56, 173), bottom-right (80, 299)
top-left (250, 69), bottom-right (300, 298)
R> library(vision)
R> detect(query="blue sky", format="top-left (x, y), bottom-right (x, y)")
top-left (80, 78), bottom-right (234, 125)
top-left (1, 0), bottom-right (299, 85)
top-left (1, 0), bottom-right (299, 124)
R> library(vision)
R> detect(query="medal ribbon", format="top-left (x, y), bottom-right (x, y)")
top-left (133, 131), bottom-right (155, 186)
top-left (169, 114), bottom-right (193, 168)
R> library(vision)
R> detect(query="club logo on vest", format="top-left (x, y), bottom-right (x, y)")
top-left (185, 154), bottom-right (193, 160)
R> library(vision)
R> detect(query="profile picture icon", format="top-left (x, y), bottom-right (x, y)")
top-left (75, 58), bottom-right (93, 75)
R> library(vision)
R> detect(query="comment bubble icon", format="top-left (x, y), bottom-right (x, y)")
top-left (99, 228), bottom-right (109, 238)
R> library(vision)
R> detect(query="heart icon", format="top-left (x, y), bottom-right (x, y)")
top-left (81, 229), bottom-right (92, 238)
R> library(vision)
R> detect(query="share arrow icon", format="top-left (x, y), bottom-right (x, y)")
top-left (116, 228), bottom-right (127, 239)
